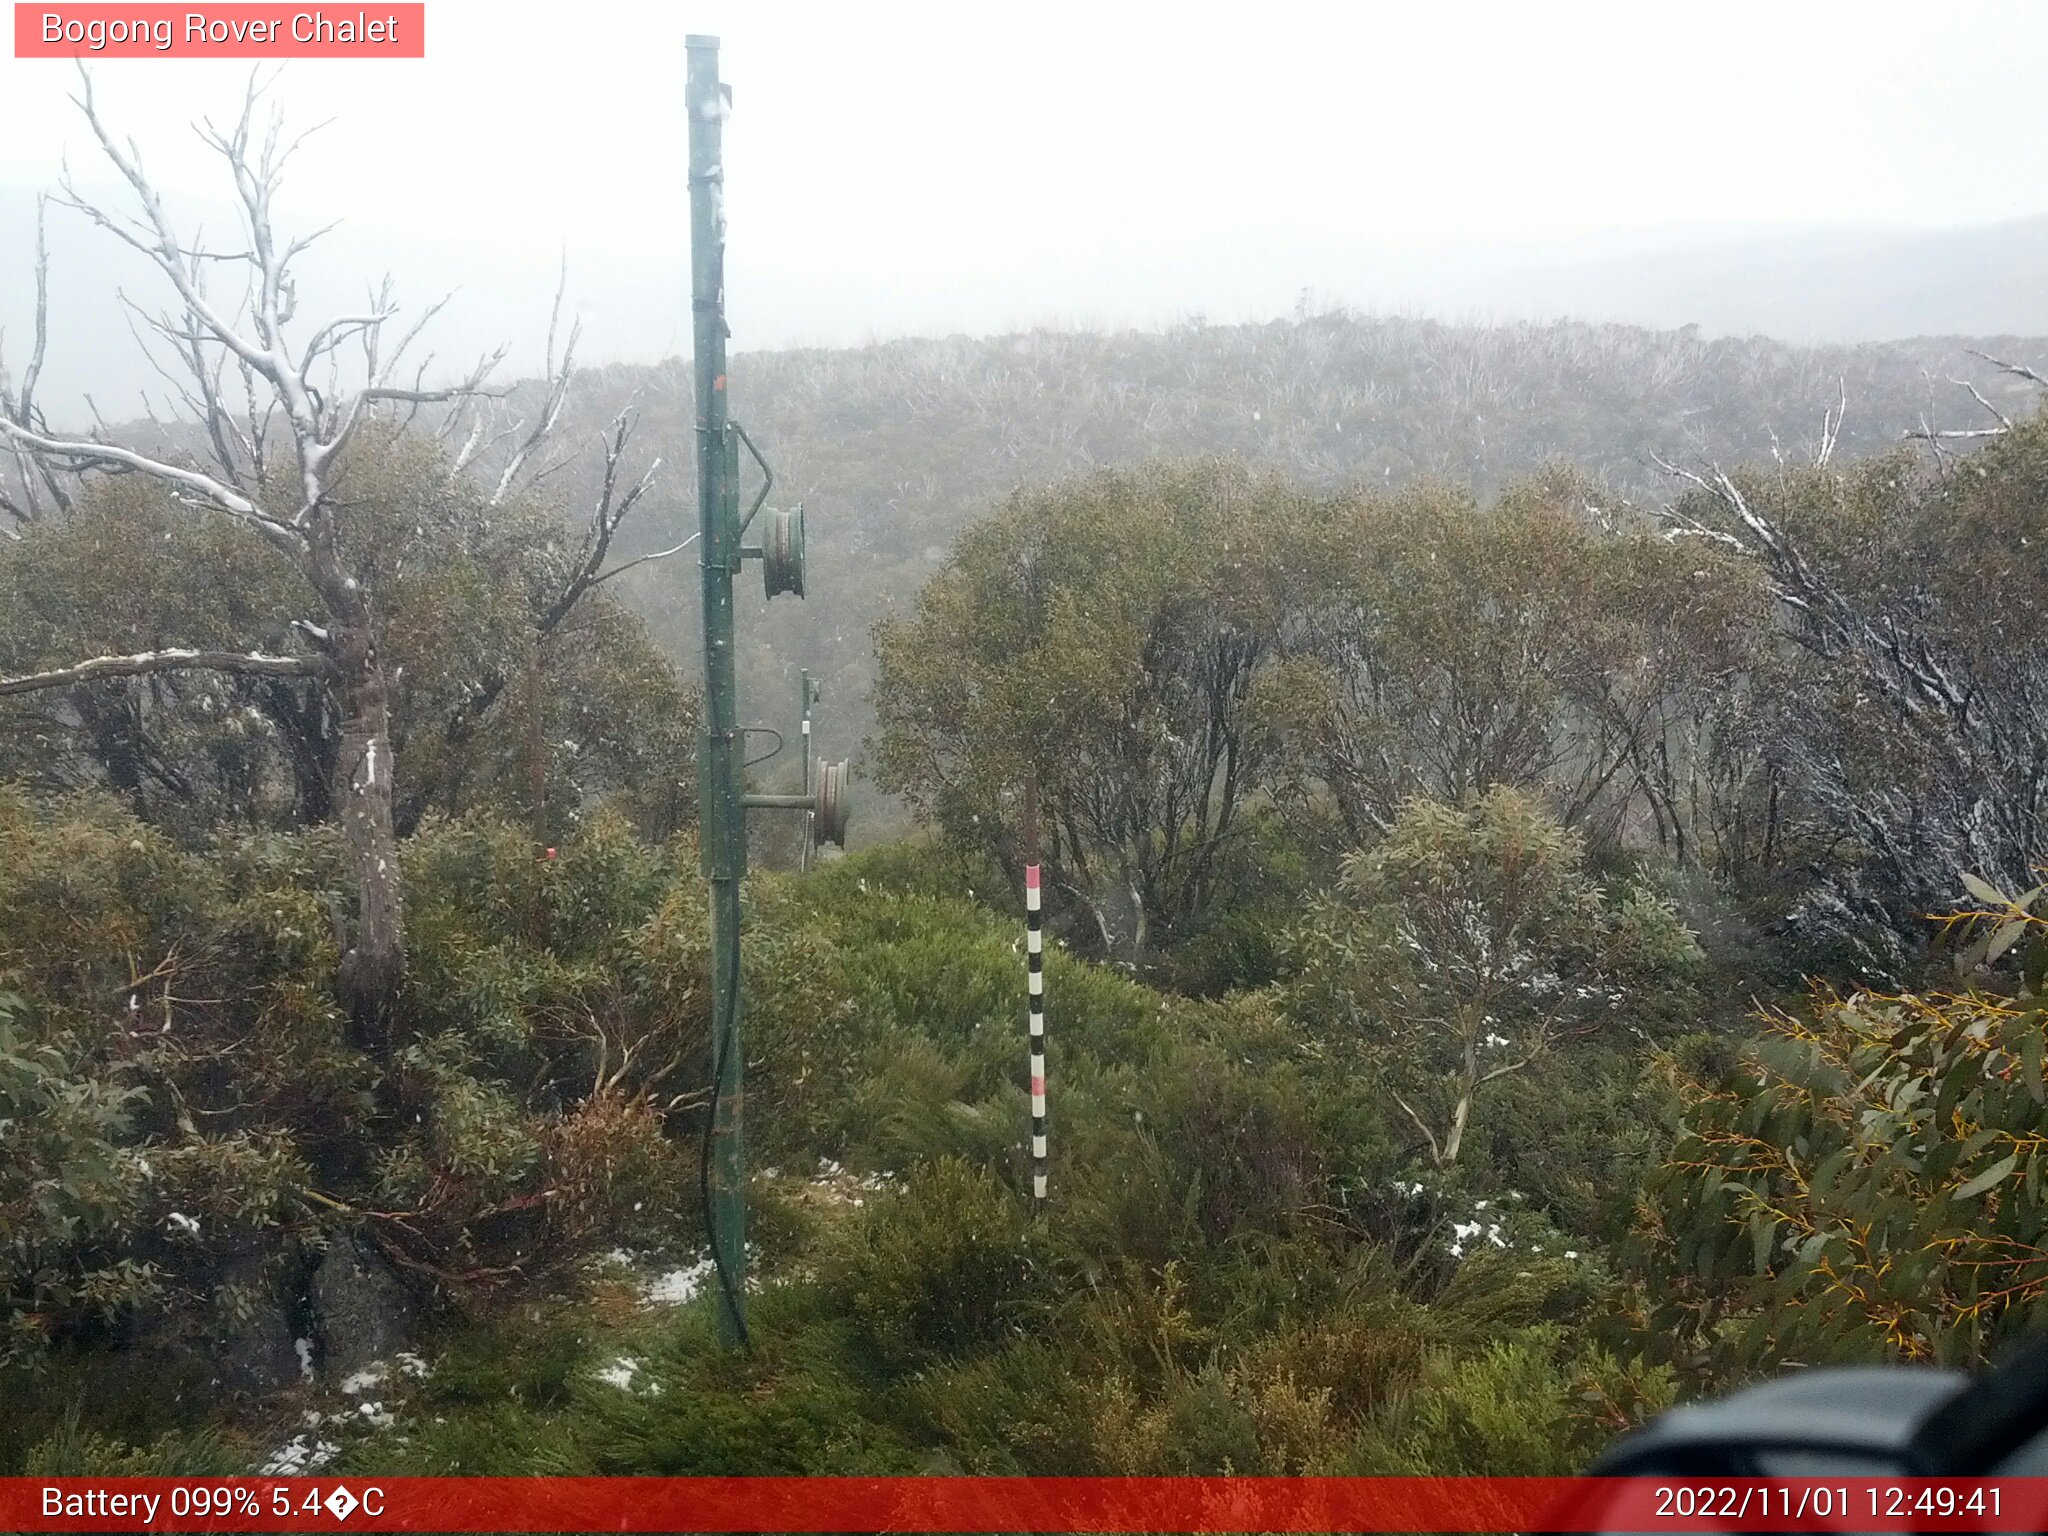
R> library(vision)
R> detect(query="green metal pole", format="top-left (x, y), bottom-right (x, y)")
top-left (688, 32), bottom-right (747, 1346)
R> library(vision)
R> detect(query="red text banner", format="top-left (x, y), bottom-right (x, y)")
top-left (5, 1476), bottom-right (2048, 1532)
top-left (15, 4), bottom-right (425, 57)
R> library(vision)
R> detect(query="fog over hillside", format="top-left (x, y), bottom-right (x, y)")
top-left (1480, 215), bottom-right (2048, 342)
top-left (8, 176), bottom-right (2048, 425)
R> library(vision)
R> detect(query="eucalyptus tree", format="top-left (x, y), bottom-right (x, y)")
top-left (0, 79), bottom-right (665, 1040)
top-left (1256, 470), bottom-right (1774, 863)
top-left (1656, 407), bottom-right (2048, 965)
top-left (1257, 480), bottom-right (1611, 842)
top-left (871, 460), bottom-right (1306, 961)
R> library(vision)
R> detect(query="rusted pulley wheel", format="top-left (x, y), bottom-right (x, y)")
top-left (813, 759), bottom-right (850, 848)
top-left (763, 504), bottom-right (806, 599)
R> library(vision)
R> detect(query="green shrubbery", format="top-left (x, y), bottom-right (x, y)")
top-left (0, 792), bottom-right (720, 1382)
top-left (0, 783), bottom-right (1696, 1476)
top-left (828, 1158), bottom-right (1035, 1370)
top-left (0, 987), bottom-right (152, 1362)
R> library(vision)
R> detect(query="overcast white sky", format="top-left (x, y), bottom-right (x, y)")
top-left (3, 0), bottom-right (2046, 397)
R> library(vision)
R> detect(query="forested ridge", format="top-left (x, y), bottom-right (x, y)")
top-left (522, 312), bottom-right (2048, 824)
top-left (5, 179), bottom-right (2048, 1474)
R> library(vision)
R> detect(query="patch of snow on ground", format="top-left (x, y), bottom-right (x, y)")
top-left (641, 1257), bottom-right (717, 1306)
top-left (807, 1161), bottom-right (904, 1208)
top-left (597, 1356), bottom-right (662, 1396)
top-left (339, 1363), bottom-right (388, 1395)
top-left (260, 1435), bottom-right (340, 1475)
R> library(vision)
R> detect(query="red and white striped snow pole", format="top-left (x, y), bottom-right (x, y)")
top-left (1024, 775), bottom-right (1047, 1208)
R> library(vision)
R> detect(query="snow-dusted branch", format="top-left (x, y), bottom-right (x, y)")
top-left (0, 646), bottom-right (331, 697)
top-left (1651, 451), bottom-right (1976, 734)
top-left (0, 415), bottom-right (305, 554)
top-left (1907, 424), bottom-right (2008, 444)
top-left (1969, 350), bottom-right (2048, 390)
top-left (1647, 454), bottom-right (1752, 553)
top-left (0, 195), bottom-right (76, 524)
top-left (1906, 382), bottom-right (2012, 445)
top-left (1950, 377), bottom-right (2012, 433)
top-left (1816, 376), bottom-right (1846, 467)
top-left (1905, 354), bottom-right (2044, 446)
top-left (588, 529), bottom-right (699, 589)
top-left (46, 69), bottom-right (511, 533)
top-left (536, 404), bottom-right (662, 631)
top-left (487, 262), bottom-right (580, 507)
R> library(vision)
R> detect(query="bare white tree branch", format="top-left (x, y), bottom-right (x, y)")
top-left (1815, 376), bottom-right (1845, 466)
top-left (1969, 350), bottom-right (2048, 390)
top-left (488, 258), bottom-right (580, 507)
top-left (0, 647), bottom-right (331, 697)
top-left (589, 529), bottom-right (698, 589)
top-left (0, 415), bottom-right (304, 552)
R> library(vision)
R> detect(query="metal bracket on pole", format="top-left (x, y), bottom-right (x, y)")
top-left (734, 422), bottom-right (775, 536)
